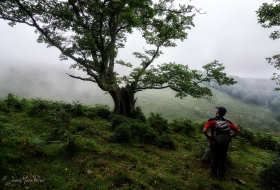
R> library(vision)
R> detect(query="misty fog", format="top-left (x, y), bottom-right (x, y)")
top-left (0, 0), bottom-right (280, 109)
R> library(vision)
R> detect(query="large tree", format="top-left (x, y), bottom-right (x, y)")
top-left (0, 0), bottom-right (236, 116)
top-left (257, 0), bottom-right (280, 91)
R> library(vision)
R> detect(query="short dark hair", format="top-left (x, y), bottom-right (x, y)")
top-left (215, 106), bottom-right (227, 116)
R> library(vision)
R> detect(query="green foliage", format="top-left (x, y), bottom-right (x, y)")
top-left (0, 94), bottom-right (28, 112)
top-left (156, 134), bottom-right (177, 150)
top-left (71, 101), bottom-right (84, 117)
top-left (113, 123), bottom-right (132, 143)
top-left (109, 114), bottom-right (130, 131)
top-left (0, 99), bottom-right (8, 112)
top-left (130, 122), bottom-right (157, 144)
top-left (0, 123), bottom-right (5, 143)
top-left (131, 106), bottom-right (146, 123)
top-left (201, 147), bottom-right (211, 164)
top-left (170, 118), bottom-right (196, 136)
top-left (94, 104), bottom-right (112, 119)
top-left (84, 107), bottom-right (98, 120)
top-left (253, 132), bottom-right (278, 151)
top-left (148, 112), bottom-right (169, 134)
top-left (0, 95), bottom-right (280, 189)
top-left (3, 93), bottom-right (23, 111)
top-left (237, 125), bottom-right (255, 144)
top-left (257, 0), bottom-right (280, 90)
top-left (259, 156), bottom-right (280, 190)
top-left (27, 98), bottom-right (51, 117)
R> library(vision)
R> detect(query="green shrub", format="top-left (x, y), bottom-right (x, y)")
top-left (237, 125), bottom-right (255, 144)
top-left (0, 123), bottom-right (5, 143)
top-left (110, 114), bottom-right (130, 131)
top-left (130, 122), bottom-right (157, 144)
top-left (193, 120), bottom-right (207, 133)
top-left (3, 94), bottom-right (23, 111)
top-left (113, 123), bottom-right (132, 143)
top-left (95, 104), bottom-right (111, 119)
top-left (259, 156), bottom-right (280, 190)
top-left (148, 112), bottom-right (169, 134)
top-left (28, 98), bottom-right (50, 117)
top-left (71, 101), bottom-right (84, 117)
top-left (85, 107), bottom-right (98, 120)
top-left (253, 132), bottom-right (278, 151)
top-left (170, 119), bottom-right (196, 136)
top-left (131, 106), bottom-right (146, 123)
top-left (156, 134), bottom-right (177, 150)
top-left (0, 99), bottom-right (8, 112)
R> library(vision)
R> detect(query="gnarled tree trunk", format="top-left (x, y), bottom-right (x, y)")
top-left (109, 86), bottom-right (136, 117)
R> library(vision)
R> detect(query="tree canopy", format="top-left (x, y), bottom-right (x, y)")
top-left (257, 0), bottom-right (280, 91)
top-left (0, 0), bottom-right (236, 116)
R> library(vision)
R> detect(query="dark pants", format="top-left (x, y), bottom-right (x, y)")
top-left (210, 143), bottom-right (229, 178)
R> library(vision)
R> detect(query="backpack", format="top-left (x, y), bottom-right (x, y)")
top-left (215, 118), bottom-right (231, 145)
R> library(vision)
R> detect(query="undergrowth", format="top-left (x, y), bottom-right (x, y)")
top-left (0, 94), bottom-right (279, 190)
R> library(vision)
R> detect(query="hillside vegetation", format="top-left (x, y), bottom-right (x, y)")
top-left (0, 94), bottom-right (279, 190)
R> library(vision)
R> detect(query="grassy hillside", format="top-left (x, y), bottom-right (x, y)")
top-left (0, 95), bottom-right (279, 190)
top-left (136, 88), bottom-right (279, 132)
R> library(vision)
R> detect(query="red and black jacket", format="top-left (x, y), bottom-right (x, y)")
top-left (204, 116), bottom-right (239, 144)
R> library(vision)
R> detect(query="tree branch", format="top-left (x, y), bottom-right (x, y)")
top-left (0, 16), bottom-right (34, 26)
top-left (135, 85), bottom-right (170, 92)
top-left (66, 73), bottom-right (96, 82)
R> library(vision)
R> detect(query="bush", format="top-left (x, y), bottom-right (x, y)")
top-left (259, 157), bottom-right (280, 190)
top-left (131, 107), bottom-right (146, 123)
top-left (110, 114), bottom-right (130, 131)
top-left (156, 134), bottom-right (177, 150)
top-left (28, 98), bottom-right (50, 117)
top-left (85, 107), bottom-right (98, 120)
top-left (71, 101), bottom-right (84, 117)
top-left (148, 112), bottom-right (169, 134)
top-left (193, 120), bottom-right (207, 133)
top-left (253, 132), bottom-right (278, 151)
top-left (130, 122), bottom-right (157, 144)
top-left (113, 123), bottom-right (132, 143)
top-left (237, 125), bottom-right (255, 144)
top-left (170, 119), bottom-right (196, 136)
top-left (95, 104), bottom-right (111, 119)
top-left (0, 99), bottom-right (8, 112)
top-left (3, 94), bottom-right (23, 111)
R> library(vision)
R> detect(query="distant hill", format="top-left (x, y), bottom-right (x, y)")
top-left (135, 88), bottom-right (279, 132)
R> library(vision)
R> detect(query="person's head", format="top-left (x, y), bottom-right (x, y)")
top-left (215, 106), bottom-right (227, 116)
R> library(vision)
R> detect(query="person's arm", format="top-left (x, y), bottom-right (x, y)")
top-left (230, 130), bottom-right (240, 138)
top-left (229, 123), bottom-right (240, 138)
top-left (203, 119), bottom-right (215, 140)
top-left (203, 127), bottom-right (211, 139)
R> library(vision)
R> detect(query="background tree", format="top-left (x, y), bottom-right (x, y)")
top-left (257, 0), bottom-right (280, 91)
top-left (0, 0), bottom-right (236, 116)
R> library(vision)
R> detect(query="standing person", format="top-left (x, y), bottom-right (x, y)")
top-left (202, 106), bottom-right (240, 180)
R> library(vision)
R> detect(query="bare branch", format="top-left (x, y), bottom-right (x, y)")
top-left (66, 73), bottom-right (96, 82)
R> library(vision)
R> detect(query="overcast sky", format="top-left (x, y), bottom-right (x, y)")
top-left (0, 0), bottom-right (279, 79)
